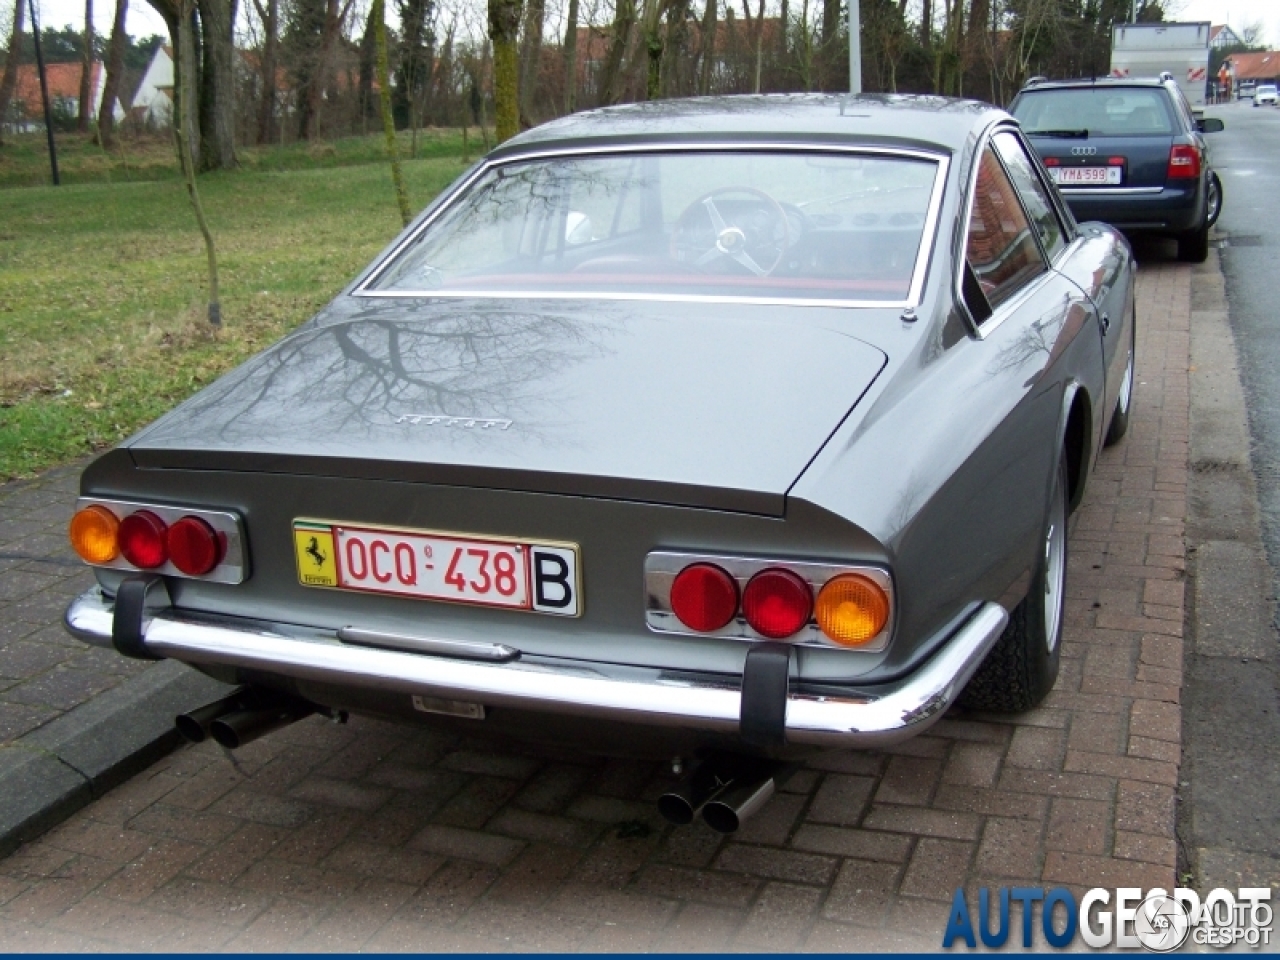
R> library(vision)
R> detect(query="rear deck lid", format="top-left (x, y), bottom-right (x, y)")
top-left (127, 298), bottom-right (889, 516)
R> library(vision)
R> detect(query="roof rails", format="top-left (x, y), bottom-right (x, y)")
top-left (1159, 71), bottom-right (1174, 82)
top-left (1025, 76), bottom-right (1048, 87)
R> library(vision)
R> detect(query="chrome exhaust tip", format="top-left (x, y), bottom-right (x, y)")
top-left (174, 688), bottom-right (248, 744)
top-left (701, 775), bottom-right (777, 834)
top-left (208, 696), bottom-right (316, 749)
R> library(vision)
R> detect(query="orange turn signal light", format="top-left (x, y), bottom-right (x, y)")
top-left (69, 505), bottom-right (120, 564)
top-left (815, 573), bottom-right (890, 646)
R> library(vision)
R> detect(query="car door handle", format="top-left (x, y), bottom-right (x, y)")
top-left (1100, 313), bottom-right (1110, 333)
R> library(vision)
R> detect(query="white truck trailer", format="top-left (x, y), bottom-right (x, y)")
top-left (1111, 21), bottom-right (1211, 107)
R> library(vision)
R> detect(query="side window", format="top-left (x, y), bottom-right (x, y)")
top-left (993, 131), bottom-right (1067, 261)
top-left (965, 145), bottom-right (1047, 310)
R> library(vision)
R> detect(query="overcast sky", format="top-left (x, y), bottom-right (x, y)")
top-left (25, 0), bottom-right (1279, 62)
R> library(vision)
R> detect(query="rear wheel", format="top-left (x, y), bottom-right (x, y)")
top-left (960, 453), bottom-right (1067, 713)
top-left (1177, 224), bottom-right (1210, 263)
top-left (1206, 172), bottom-right (1223, 228)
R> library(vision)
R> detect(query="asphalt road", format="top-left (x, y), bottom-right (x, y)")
top-left (1180, 99), bottom-right (1280, 888)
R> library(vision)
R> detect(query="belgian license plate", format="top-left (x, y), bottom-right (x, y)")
top-left (1051, 166), bottom-right (1122, 186)
top-left (292, 520), bottom-right (580, 617)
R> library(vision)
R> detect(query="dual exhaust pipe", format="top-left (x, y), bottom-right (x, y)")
top-left (175, 687), bottom-right (317, 749)
top-left (658, 756), bottom-right (790, 834)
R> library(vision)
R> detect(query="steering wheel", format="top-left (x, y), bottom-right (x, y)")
top-left (670, 187), bottom-right (792, 277)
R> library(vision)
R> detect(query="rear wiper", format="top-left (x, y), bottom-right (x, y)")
top-left (1024, 128), bottom-right (1089, 138)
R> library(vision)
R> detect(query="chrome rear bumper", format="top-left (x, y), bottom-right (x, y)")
top-left (64, 588), bottom-right (1006, 748)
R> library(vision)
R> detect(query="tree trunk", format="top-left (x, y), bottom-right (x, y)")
top-left (174, 0), bottom-right (221, 325)
top-left (357, 8), bottom-right (375, 129)
top-left (919, 0), bottom-right (930, 48)
top-left (488, 0), bottom-right (521, 140)
top-left (0, 0), bottom-right (26, 146)
top-left (196, 0), bottom-right (237, 169)
top-left (96, 0), bottom-right (128, 146)
top-left (372, 0), bottom-right (410, 225)
top-left (518, 0), bottom-right (543, 122)
top-left (78, 0), bottom-right (94, 131)
top-left (751, 0), bottom-right (763, 92)
top-left (598, 0), bottom-right (634, 104)
top-left (661, 0), bottom-right (686, 95)
top-left (561, 0), bottom-right (579, 112)
top-left (820, 0), bottom-right (836, 45)
top-left (697, 0), bottom-right (715, 94)
top-left (253, 0), bottom-right (278, 143)
top-left (642, 0), bottom-right (664, 100)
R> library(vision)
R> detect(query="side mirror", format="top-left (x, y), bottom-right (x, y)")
top-left (1198, 117), bottom-right (1224, 133)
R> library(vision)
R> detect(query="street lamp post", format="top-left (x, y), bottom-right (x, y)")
top-left (848, 0), bottom-right (861, 93)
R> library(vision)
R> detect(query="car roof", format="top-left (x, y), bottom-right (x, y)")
top-left (1017, 77), bottom-right (1176, 93)
top-left (496, 93), bottom-right (1008, 157)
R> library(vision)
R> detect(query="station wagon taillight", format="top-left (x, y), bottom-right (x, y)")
top-left (1168, 144), bottom-right (1201, 180)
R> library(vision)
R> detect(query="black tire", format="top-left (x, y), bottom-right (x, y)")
top-left (1104, 319), bottom-right (1135, 447)
top-left (1177, 224), bottom-right (1209, 263)
top-left (959, 454), bottom-right (1068, 713)
top-left (1206, 172), bottom-right (1223, 228)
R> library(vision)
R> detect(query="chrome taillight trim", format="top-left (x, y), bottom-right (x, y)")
top-left (644, 550), bottom-right (893, 652)
top-left (75, 497), bottom-right (248, 584)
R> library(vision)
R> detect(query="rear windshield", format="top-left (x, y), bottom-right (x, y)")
top-left (1013, 87), bottom-right (1176, 137)
top-left (365, 151), bottom-right (940, 303)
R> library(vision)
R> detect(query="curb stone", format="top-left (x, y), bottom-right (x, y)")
top-left (0, 658), bottom-right (231, 858)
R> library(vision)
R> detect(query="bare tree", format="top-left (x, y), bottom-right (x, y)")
top-left (174, 0), bottom-right (222, 326)
top-left (641, 0), bottom-right (666, 99)
top-left (78, 0), bottom-right (94, 132)
top-left (96, 0), bottom-right (128, 146)
top-left (518, 0), bottom-right (544, 120)
top-left (562, 0), bottom-right (579, 110)
top-left (598, 0), bottom-right (635, 103)
top-left (197, 0), bottom-right (238, 167)
top-left (0, 0), bottom-right (25, 146)
top-left (489, 0), bottom-right (522, 139)
top-left (250, 0), bottom-right (279, 143)
top-left (696, 0), bottom-right (715, 93)
top-left (373, 0), bottom-right (411, 223)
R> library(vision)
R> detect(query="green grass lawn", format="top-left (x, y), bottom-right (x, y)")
top-left (0, 130), bottom-right (479, 479)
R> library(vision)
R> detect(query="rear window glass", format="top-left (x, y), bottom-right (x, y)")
top-left (1013, 88), bottom-right (1176, 137)
top-left (366, 151), bottom-right (940, 303)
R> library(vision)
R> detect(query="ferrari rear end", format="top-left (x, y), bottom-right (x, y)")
top-left (61, 100), bottom-right (1023, 832)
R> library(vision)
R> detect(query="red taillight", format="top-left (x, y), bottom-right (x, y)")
top-left (1168, 144), bottom-right (1201, 180)
top-left (118, 510), bottom-right (169, 569)
top-left (168, 516), bottom-right (223, 575)
top-left (670, 563), bottom-right (739, 632)
top-left (742, 568), bottom-right (812, 639)
top-left (1107, 156), bottom-right (1125, 166)
top-left (1042, 157), bottom-right (1060, 167)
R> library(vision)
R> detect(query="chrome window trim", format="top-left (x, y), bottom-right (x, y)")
top-left (644, 550), bottom-right (894, 653)
top-left (954, 121), bottom-right (1052, 338)
top-left (1058, 186), bottom-right (1164, 196)
top-left (353, 142), bottom-right (950, 310)
top-left (994, 128), bottom-right (1075, 264)
top-left (76, 497), bottom-right (248, 584)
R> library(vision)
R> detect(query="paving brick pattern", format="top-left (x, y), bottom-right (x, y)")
top-left (0, 264), bottom-right (1190, 951)
top-left (0, 464), bottom-right (151, 747)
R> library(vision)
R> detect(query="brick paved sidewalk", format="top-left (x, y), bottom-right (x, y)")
top-left (0, 264), bottom-right (1191, 951)
top-left (0, 464), bottom-right (153, 745)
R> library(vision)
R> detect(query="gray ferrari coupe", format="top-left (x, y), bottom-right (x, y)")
top-left (64, 94), bottom-right (1135, 833)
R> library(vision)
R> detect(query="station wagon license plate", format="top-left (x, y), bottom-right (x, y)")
top-left (292, 520), bottom-right (580, 617)
top-left (1050, 166), bottom-right (1122, 186)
